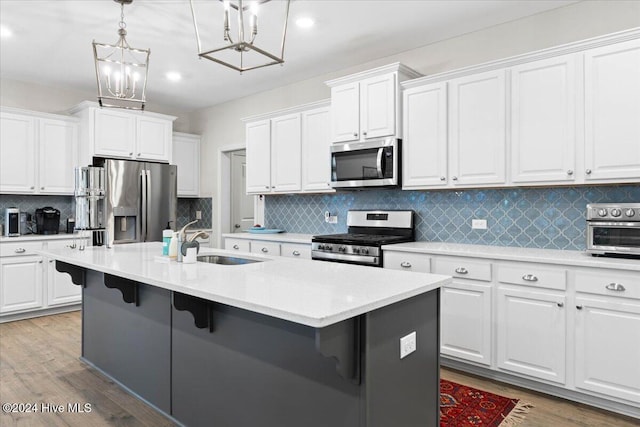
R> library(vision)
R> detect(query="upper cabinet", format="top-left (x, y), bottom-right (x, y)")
top-left (0, 108), bottom-right (78, 195)
top-left (584, 39), bottom-right (640, 183)
top-left (326, 63), bottom-right (421, 143)
top-left (69, 101), bottom-right (175, 166)
top-left (402, 30), bottom-right (640, 190)
top-left (245, 101), bottom-right (333, 195)
top-left (172, 132), bottom-right (201, 197)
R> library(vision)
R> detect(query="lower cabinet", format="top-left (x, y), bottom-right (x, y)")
top-left (0, 255), bottom-right (44, 314)
top-left (281, 243), bottom-right (311, 259)
top-left (224, 237), bottom-right (250, 252)
top-left (250, 241), bottom-right (281, 256)
top-left (224, 237), bottom-right (311, 260)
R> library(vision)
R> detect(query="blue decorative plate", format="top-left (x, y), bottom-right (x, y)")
top-left (248, 229), bottom-right (285, 234)
top-left (249, 226), bottom-right (266, 230)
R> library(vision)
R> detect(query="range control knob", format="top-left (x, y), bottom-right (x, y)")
top-left (353, 247), bottom-right (360, 254)
top-left (361, 248), bottom-right (369, 255)
top-left (625, 209), bottom-right (635, 217)
top-left (325, 245), bottom-right (333, 251)
top-left (338, 246), bottom-right (346, 253)
top-left (610, 208), bottom-right (622, 218)
top-left (597, 208), bottom-right (608, 217)
top-left (318, 244), bottom-right (325, 250)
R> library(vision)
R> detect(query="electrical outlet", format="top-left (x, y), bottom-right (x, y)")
top-left (472, 219), bottom-right (487, 230)
top-left (328, 215), bottom-right (338, 224)
top-left (400, 331), bottom-right (416, 359)
top-left (195, 211), bottom-right (202, 220)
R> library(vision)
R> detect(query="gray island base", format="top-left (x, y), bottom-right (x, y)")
top-left (51, 249), bottom-right (444, 427)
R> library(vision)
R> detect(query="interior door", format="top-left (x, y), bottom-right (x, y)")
top-left (231, 151), bottom-right (254, 232)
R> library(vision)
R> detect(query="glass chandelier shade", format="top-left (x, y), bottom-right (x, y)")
top-left (93, 0), bottom-right (150, 110)
top-left (189, 0), bottom-right (290, 72)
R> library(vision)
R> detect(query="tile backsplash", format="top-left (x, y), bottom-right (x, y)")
top-left (177, 198), bottom-right (213, 229)
top-left (264, 185), bottom-right (640, 251)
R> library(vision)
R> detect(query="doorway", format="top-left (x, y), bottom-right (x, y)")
top-left (230, 150), bottom-right (254, 232)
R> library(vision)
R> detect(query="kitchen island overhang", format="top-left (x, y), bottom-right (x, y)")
top-left (41, 243), bottom-right (450, 427)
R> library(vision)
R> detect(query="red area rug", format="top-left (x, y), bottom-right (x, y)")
top-left (440, 379), bottom-right (533, 427)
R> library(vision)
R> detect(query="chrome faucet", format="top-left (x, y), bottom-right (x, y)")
top-left (177, 219), bottom-right (198, 262)
top-left (188, 231), bottom-right (209, 242)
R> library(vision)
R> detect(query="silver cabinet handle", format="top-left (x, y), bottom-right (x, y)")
top-left (452, 176), bottom-right (458, 181)
top-left (38, 260), bottom-right (43, 264)
top-left (522, 274), bottom-right (538, 282)
top-left (292, 250), bottom-right (300, 256)
top-left (605, 283), bottom-right (625, 292)
top-left (440, 176), bottom-right (446, 181)
top-left (271, 186), bottom-right (275, 189)
top-left (129, 152), bottom-right (133, 156)
top-left (567, 170), bottom-right (573, 176)
top-left (585, 169), bottom-right (592, 175)
top-left (233, 244), bottom-right (239, 250)
top-left (353, 133), bottom-right (358, 137)
top-left (137, 153), bottom-right (141, 156)
top-left (49, 259), bottom-right (54, 263)
top-left (400, 261), bottom-right (412, 268)
top-left (363, 131), bottom-right (367, 136)
top-left (41, 186), bottom-right (45, 190)
top-left (261, 247), bottom-right (269, 253)
top-left (15, 248), bottom-right (26, 253)
top-left (265, 186), bottom-right (269, 189)
top-left (557, 302), bottom-right (564, 307)
top-left (30, 186), bottom-right (35, 190)
top-left (455, 267), bottom-right (468, 274)
top-left (576, 305), bottom-right (583, 310)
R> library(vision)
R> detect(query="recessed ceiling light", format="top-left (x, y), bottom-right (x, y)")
top-left (295, 17), bottom-right (314, 29)
top-left (0, 25), bottom-right (13, 39)
top-left (166, 71), bottom-right (182, 82)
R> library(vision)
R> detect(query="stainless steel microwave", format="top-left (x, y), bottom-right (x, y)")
top-left (330, 138), bottom-right (400, 189)
top-left (586, 203), bottom-right (640, 258)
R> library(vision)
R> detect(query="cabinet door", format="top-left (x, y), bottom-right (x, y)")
top-left (441, 280), bottom-right (492, 366)
top-left (250, 241), bottom-right (281, 256)
top-left (0, 256), bottom-right (43, 314)
top-left (93, 108), bottom-right (136, 158)
top-left (497, 286), bottom-right (566, 384)
top-left (449, 70), bottom-right (506, 186)
top-left (511, 55), bottom-right (577, 184)
top-left (584, 39), bottom-right (640, 181)
top-left (360, 73), bottom-right (396, 139)
top-left (402, 83), bottom-right (448, 188)
top-left (0, 112), bottom-right (36, 193)
top-left (136, 116), bottom-right (172, 162)
top-left (330, 82), bottom-right (360, 143)
top-left (38, 119), bottom-right (78, 194)
top-left (575, 296), bottom-right (640, 404)
top-left (246, 120), bottom-right (272, 194)
top-left (46, 258), bottom-right (81, 306)
top-left (280, 243), bottom-right (311, 260)
top-left (301, 107), bottom-right (332, 191)
top-left (270, 114), bottom-right (301, 193)
top-left (173, 133), bottom-right (200, 197)
top-left (225, 238), bottom-right (250, 252)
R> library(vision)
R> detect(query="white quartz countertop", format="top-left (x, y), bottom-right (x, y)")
top-left (0, 233), bottom-right (87, 243)
top-left (39, 242), bottom-right (450, 328)
top-left (222, 232), bottom-right (313, 244)
top-left (381, 242), bottom-right (640, 272)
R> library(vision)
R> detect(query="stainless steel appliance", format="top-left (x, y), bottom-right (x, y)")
top-left (94, 158), bottom-right (177, 246)
top-left (35, 207), bottom-right (60, 234)
top-left (75, 166), bottom-right (106, 245)
top-left (586, 203), bottom-right (640, 258)
top-left (4, 208), bottom-right (19, 237)
top-left (312, 210), bottom-right (415, 267)
top-left (330, 138), bottom-right (400, 189)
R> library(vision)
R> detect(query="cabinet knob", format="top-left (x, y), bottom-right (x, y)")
top-left (49, 259), bottom-right (54, 263)
top-left (605, 282), bottom-right (625, 292)
top-left (567, 170), bottom-right (573, 176)
top-left (129, 152), bottom-right (133, 156)
top-left (30, 186), bottom-right (35, 190)
top-left (233, 244), bottom-right (239, 250)
top-left (400, 261), bottom-right (412, 268)
top-left (261, 247), bottom-right (269, 253)
top-left (137, 153), bottom-right (141, 156)
top-left (265, 186), bottom-right (269, 189)
top-left (440, 176), bottom-right (446, 181)
top-left (576, 305), bottom-right (583, 310)
top-left (363, 131), bottom-right (367, 136)
top-left (41, 186), bottom-right (45, 190)
top-left (454, 267), bottom-right (468, 274)
top-left (452, 176), bottom-right (458, 181)
top-left (15, 248), bottom-right (26, 254)
top-left (557, 302), bottom-right (564, 308)
top-left (522, 274), bottom-right (538, 282)
top-left (39, 260), bottom-right (43, 264)
top-left (292, 250), bottom-right (300, 256)
top-left (585, 169), bottom-right (592, 175)
top-left (353, 133), bottom-right (358, 137)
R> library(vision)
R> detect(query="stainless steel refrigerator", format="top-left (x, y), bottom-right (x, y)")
top-left (94, 158), bottom-right (177, 246)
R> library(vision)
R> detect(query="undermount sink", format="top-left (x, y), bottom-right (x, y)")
top-left (197, 255), bottom-right (263, 265)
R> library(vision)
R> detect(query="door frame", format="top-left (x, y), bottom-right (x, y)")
top-left (216, 144), bottom-right (264, 248)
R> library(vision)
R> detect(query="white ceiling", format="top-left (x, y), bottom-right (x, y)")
top-left (0, 0), bottom-right (578, 112)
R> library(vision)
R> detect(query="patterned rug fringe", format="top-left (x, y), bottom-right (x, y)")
top-left (498, 401), bottom-right (534, 427)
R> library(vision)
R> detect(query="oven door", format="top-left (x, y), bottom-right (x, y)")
top-left (587, 222), bottom-right (640, 255)
top-left (330, 139), bottom-right (399, 188)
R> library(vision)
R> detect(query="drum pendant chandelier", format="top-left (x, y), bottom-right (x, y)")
top-left (92, 0), bottom-right (150, 110)
top-left (189, 0), bottom-right (291, 72)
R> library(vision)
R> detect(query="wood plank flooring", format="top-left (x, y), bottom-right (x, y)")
top-left (1, 311), bottom-right (638, 426)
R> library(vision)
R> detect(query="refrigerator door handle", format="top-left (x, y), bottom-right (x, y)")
top-left (141, 169), bottom-right (148, 242)
top-left (145, 169), bottom-right (151, 241)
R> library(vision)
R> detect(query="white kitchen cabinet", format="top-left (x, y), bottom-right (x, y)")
top-left (0, 255), bottom-right (43, 314)
top-left (383, 251), bottom-right (431, 273)
top-left (271, 113), bottom-right (301, 192)
top-left (250, 241), bottom-right (281, 256)
top-left (449, 70), bottom-right (506, 186)
top-left (301, 107), bottom-right (333, 192)
top-left (225, 238), bottom-right (251, 252)
top-left (510, 54), bottom-right (578, 184)
top-left (402, 82), bottom-right (448, 188)
top-left (0, 109), bottom-right (78, 195)
top-left (326, 63), bottom-right (421, 143)
top-left (246, 119), bottom-right (272, 193)
top-left (173, 132), bottom-right (201, 197)
top-left (93, 108), bottom-right (136, 158)
top-left (280, 243), bottom-right (311, 260)
top-left (136, 115), bottom-right (172, 161)
top-left (574, 268), bottom-right (640, 404)
top-left (584, 39), bottom-right (640, 182)
top-left (44, 240), bottom-right (82, 307)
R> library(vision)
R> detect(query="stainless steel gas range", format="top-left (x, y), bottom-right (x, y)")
top-left (311, 210), bottom-right (415, 267)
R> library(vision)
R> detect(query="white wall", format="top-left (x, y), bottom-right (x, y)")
top-left (187, 0), bottom-right (640, 244)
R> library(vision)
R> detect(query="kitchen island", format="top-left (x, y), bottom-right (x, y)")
top-left (40, 242), bottom-right (450, 427)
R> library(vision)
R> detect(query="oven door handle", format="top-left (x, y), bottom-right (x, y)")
top-left (587, 222), bottom-right (640, 227)
top-left (376, 148), bottom-right (384, 178)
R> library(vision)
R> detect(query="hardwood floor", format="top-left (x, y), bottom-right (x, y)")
top-left (1, 312), bottom-right (637, 427)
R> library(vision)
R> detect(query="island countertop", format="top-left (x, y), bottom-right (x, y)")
top-left (39, 242), bottom-right (450, 328)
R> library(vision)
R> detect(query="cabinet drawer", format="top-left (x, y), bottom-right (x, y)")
top-left (250, 241), bottom-right (281, 256)
top-left (575, 269), bottom-right (640, 300)
top-left (0, 241), bottom-right (44, 257)
top-left (433, 257), bottom-right (491, 282)
top-left (497, 263), bottom-right (566, 291)
top-left (281, 243), bottom-right (311, 260)
top-left (225, 238), bottom-right (250, 252)
top-left (383, 251), bottom-right (430, 273)
top-left (46, 239), bottom-right (82, 250)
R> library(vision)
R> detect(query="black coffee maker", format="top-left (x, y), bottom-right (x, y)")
top-left (35, 207), bottom-right (60, 234)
